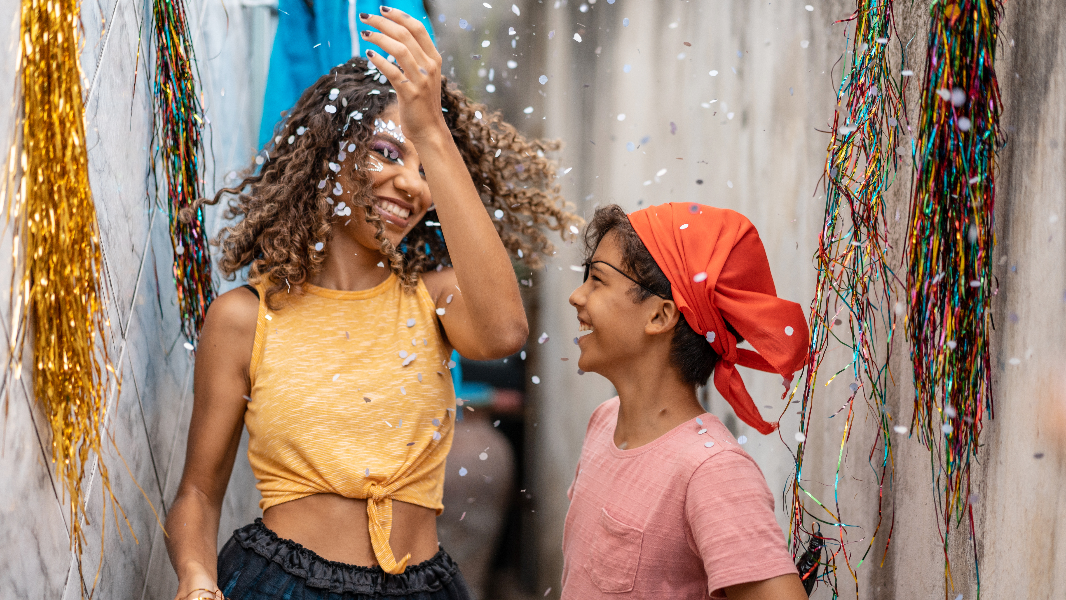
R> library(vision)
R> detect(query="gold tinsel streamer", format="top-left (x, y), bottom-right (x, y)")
top-left (4, 0), bottom-right (117, 564)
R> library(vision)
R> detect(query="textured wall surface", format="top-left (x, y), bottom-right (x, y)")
top-left (0, 0), bottom-right (268, 597)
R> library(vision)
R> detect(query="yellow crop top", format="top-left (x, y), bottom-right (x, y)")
top-left (245, 273), bottom-right (456, 574)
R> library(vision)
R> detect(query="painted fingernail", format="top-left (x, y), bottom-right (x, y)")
top-left (359, 12), bottom-right (369, 19)
top-left (361, 30), bottom-right (371, 38)
top-left (366, 49), bottom-right (375, 57)
top-left (380, 6), bottom-right (392, 12)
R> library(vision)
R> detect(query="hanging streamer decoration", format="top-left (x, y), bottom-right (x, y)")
top-left (788, 0), bottom-right (906, 595)
top-left (152, 0), bottom-right (214, 342)
top-left (907, 0), bottom-right (1000, 592)
top-left (4, 0), bottom-right (118, 562)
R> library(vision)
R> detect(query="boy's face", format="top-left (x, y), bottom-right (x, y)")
top-left (569, 231), bottom-right (663, 377)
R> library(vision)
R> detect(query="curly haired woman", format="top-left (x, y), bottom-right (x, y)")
top-left (165, 8), bottom-right (578, 600)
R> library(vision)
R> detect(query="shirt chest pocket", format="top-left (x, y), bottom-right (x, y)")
top-left (583, 507), bottom-right (644, 593)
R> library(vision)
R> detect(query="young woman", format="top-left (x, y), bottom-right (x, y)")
top-left (562, 203), bottom-right (810, 599)
top-left (166, 8), bottom-right (578, 600)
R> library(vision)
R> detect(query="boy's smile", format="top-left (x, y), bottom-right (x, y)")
top-left (569, 231), bottom-right (661, 376)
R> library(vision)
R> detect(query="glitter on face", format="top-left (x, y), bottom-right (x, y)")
top-left (373, 118), bottom-right (406, 144)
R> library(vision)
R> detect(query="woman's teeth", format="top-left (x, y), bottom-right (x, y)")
top-left (578, 322), bottom-right (594, 336)
top-left (377, 200), bottom-right (411, 219)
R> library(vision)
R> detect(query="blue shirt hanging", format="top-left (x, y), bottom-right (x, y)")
top-left (259, 0), bottom-right (435, 148)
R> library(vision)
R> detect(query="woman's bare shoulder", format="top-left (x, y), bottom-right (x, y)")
top-left (201, 286), bottom-right (260, 346)
top-left (419, 266), bottom-right (456, 301)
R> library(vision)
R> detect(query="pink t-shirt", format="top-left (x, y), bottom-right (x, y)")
top-left (561, 398), bottom-right (797, 599)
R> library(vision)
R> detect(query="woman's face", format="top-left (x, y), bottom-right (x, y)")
top-left (335, 104), bottom-right (433, 252)
top-left (569, 231), bottom-right (661, 377)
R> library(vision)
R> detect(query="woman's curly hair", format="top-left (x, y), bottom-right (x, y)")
top-left (186, 57), bottom-right (581, 306)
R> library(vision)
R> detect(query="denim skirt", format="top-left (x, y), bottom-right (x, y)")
top-left (217, 519), bottom-right (474, 600)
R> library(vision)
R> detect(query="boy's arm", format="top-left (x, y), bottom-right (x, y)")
top-left (724, 573), bottom-right (808, 600)
top-left (685, 450), bottom-right (801, 597)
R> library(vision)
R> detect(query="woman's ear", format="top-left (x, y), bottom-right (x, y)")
top-left (646, 299), bottom-right (681, 337)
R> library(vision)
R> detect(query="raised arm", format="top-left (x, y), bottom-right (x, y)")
top-left (165, 288), bottom-right (259, 600)
top-left (361, 7), bottom-right (528, 360)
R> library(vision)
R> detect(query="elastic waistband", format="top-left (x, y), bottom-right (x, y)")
top-left (231, 518), bottom-right (461, 594)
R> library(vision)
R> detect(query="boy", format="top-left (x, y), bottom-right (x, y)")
top-left (562, 203), bottom-right (809, 599)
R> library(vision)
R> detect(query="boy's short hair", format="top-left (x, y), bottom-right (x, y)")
top-left (583, 204), bottom-right (743, 387)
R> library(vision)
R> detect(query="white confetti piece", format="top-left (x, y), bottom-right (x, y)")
top-left (538, 332), bottom-right (549, 344)
top-left (314, 242), bottom-right (324, 251)
top-left (785, 326), bottom-right (795, 336)
top-left (183, 342), bottom-right (194, 351)
top-left (795, 432), bottom-right (806, 442)
top-left (894, 425), bottom-right (909, 434)
top-left (539, 75), bottom-right (548, 84)
top-left (705, 331), bottom-right (715, 343)
top-left (617, 113), bottom-right (626, 121)
top-left (512, 4), bottom-right (520, 15)
top-left (406, 318), bottom-right (416, 327)
top-left (693, 272), bottom-right (707, 282)
top-left (709, 69), bottom-right (719, 76)
top-left (523, 106), bottom-right (534, 114)
top-left (531, 375), bottom-right (541, 384)
top-left (697, 429), bottom-right (707, 435)
top-left (680, 224), bottom-right (689, 230)
top-left (704, 441), bottom-right (714, 448)
top-left (696, 417), bottom-right (704, 426)
top-left (325, 104), bottom-right (337, 113)
top-left (459, 467), bottom-right (468, 476)
top-left (804, 4), bottom-right (814, 10)
top-left (436, 308), bottom-right (446, 316)
top-left (332, 374), bottom-right (340, 381)
top-left (494, 209), bottom-right (504, 218)
top-left (569, 225), bottom-right (580, 234)
top-left (573, 33), bottom-right (582, 42)
top-left (479, 452), bottom-right (488, 460)
top-left (737, 435), bottom-right (748, 445)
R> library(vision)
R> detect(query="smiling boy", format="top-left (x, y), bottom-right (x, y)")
top-left (561, 203), bottom-right (810, 600)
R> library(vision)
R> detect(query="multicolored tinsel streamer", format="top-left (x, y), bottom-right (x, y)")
top-left (4, 0), bottom-right (117, 563)
top-left (907, 0), bottom-right (1000, 591)
top-left (788, 0), bottom-right (906, 596)
top-left (153, 0), bottom-right (214, 342)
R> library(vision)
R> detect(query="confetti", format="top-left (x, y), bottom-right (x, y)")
top-left (737, 435), bottom-right (748, 445)
top-left (531, 375), bottom-right (541, 384)
top-left (538, 332), bottom-right (549, 344)
top-left (459, 467), bottom-right (468, 476)
top-left (795, 432), bottom-right (806, 443)
top-left (573, 33), bottom-right (582, 42)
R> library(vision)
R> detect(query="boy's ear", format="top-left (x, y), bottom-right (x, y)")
top-left (645, 299), bottom-right (682, 337)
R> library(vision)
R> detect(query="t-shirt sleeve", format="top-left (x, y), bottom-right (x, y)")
top-left (567, 459), bottom-right (580, 501)
top-left (685, 450), bottom-right (798, 595)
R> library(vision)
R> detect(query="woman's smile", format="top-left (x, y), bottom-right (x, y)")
top-left (372, 195), bottom-right (415, 227)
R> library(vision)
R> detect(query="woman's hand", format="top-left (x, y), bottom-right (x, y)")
top-left (359, 7), bottom-right (448, 144)
top-left (174, 565), bottom-right (223, 600)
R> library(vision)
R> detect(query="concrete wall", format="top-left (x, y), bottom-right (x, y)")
top-left (519, 1), bottom-right (1066, 599)
top-left (0, 0), bottom-right (269, 597)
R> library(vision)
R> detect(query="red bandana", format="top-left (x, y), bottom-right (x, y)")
top-left (628, 203), bottom-right (809, 434)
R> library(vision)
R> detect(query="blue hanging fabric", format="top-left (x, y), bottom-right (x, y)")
top-left (258, 0), bottom-right (436, 148)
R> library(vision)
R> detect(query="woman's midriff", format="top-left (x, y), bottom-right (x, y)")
top-left (262, 493), bottom-right (440, 567)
